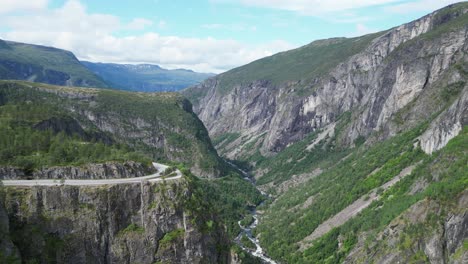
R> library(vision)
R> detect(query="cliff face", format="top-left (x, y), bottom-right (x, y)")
top-left (183, 3), bottom-right (468, 159)
top-left (0, 197), bottom-right (20, 262)
top-left (1, 178), bottom-right (229, 263)
top-left (0, 161), bottom-right (156, 180)
top-left (345, 190), bottom-right (468, 264)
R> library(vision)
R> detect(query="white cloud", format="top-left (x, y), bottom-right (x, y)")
top-left (384, 0), bottom-right (461, 14)
top-left (0, 0), bottom-right (48, 14)
top-left (233, 0), bottom-right (403, 15)
top-left (0, 0), bottom-right (294, 73)
top-left (353, 23), bottom-right (377, 36)
top-left (225, 0), bottom-right (463, 16)
top-left (201, 23), bottom-right (258, 32)
top-left (157, 20), bottom-right (167, 29)
top-left (126, 18), bottom-right (153, 30)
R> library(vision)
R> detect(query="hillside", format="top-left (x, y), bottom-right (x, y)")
top-left (183, 2), bottom-right (468, 263)
top-left (183, 2), bottom-right (468, 159)
top-left (82, 61), bottom-right (214, 92)
top-left (0, 80), bottom-right (264, 263)
top-left (0, 40), bottom-right (108, 88)
top-left (0, 80), bottom-right (226, 177)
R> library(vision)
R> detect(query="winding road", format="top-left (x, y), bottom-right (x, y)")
top-left (2, 162), bottom-right (182, 187)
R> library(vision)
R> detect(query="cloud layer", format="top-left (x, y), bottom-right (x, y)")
top-left (232, 0), bottom-right (460, 15)
top-left (0, 0), bottom-right (293, 73)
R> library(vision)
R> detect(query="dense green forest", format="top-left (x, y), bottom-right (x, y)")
top-left (0, 81), bottom-right (227, 175)
top-left (0, 85), bottom-right (150, 172)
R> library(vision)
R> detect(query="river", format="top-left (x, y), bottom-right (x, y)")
top-left (226, 160), bottom-right (277, 264)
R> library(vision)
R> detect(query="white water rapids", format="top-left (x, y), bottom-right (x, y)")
top-left (226, 160), bottom-right (277, 264)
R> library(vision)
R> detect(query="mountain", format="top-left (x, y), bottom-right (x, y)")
top-left (0, 80), bottom-right (262, 263)
top-left (183, 3), bottom-right (467, 160)
top-left (0, 80), bottom-right (226, 178)
top-left (0, 40), bottom-right (108, 88)
top-left (81, 61), bottom-right (215, 92)
top-left (183, 3), bottom-right (468, 263)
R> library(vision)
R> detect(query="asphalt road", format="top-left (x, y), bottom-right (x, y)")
top-left (2, 162), bottom-right (182, 187)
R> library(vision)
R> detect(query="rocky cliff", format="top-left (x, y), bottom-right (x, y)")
top-left (0, 175), bottom-right (229, 263)
top-left (0, 161), bottom-right (156, 180)
top-left (345, 190), bottom-right (468, 264)
top-left (183, 3), bottom-right (468, 160)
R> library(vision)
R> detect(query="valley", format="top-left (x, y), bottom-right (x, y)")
top-left (0, 2), bottom-right (467, 264)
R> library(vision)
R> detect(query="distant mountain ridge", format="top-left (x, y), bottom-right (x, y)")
top-left (81, 61), bottom-right (215, 92)
top-left (0, 39), bottom-right (108, 87)
top-left (0, 39), bottom-right (214, 91)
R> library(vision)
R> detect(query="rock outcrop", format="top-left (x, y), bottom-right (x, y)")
top-left (183, 3), bottom-right (468, 159)
top-left (1, 178), bottom-right (229, 263)
top-left (0, 197), bottom-right (20, 262)
top-left (0, 161), bottom-right (156, 180)
top-left (344, 190), bottom-right (468, 264)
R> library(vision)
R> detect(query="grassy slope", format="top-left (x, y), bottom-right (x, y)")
top-left (183, 32), bottom-right (384, 103)
top-left (81, 62), bottom-right (214, 92)
top-left (0, 81), bottom-right (224, 175)
top-left (0, 40), bottom-right (107, 87)
top-left (256, 124), bottom-right (467, 263)
top-left (0, 81), bottom-right (264, 261)
top-left (251, 6), bottom-right (468, 260)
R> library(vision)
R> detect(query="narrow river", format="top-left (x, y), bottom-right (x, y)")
top-left (226, 160), bottom-right (277, 264)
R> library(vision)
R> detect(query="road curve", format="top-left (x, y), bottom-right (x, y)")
top-left (2, 162), bottom-right (183, 187)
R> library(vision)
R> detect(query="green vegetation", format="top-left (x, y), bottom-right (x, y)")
top-left (256, 126), bottom-right (467, 263)
top-left (421, 2), bottom-right (468, 41)
top-left (159, 228), bottom-right (185, 248)
top-left (183, 32), bottom-right (385, 103)
top-left (241, 235), bottom-right (256, 251)
top-left (0, 83), bottom-right (150, 172)
top-left (255, 112), bottom-right (353, 185)
top-left (0, 81), bottom-right (226, 175)
top-left (119, 223), bottom-right (145, 236)
top-left (231, 245), bottom-right (263, 264)
top-left (0, 40), bottom-right (107, 87)
top-left (240, 214), bottom-right (255, 228)
top-left (217, 32), bottom-right (383, 95)
top-left (200, 175), bottom-right (264, 238)
top-left (212, 132), bottom-right (242, 152)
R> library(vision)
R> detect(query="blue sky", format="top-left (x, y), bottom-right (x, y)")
top-left (0, 0), bottom-right (462, 72)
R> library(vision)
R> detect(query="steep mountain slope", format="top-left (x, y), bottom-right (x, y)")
top-left (0, 80), bottom-right (264, 263)
top-left (255, 126), bottom-right (467, 263)
top-left (82, 61), bottom-right (214, 92)
top-left (183, 3), bottom-right (468, 263)
top-left (183, 3), bottom-right (468, 161)
top-left (0, 170), bottom-right (231, 264)
top-left (0, 80), bottom-right (226, 177)
top-left (0, 39), bottom-right (108, 88)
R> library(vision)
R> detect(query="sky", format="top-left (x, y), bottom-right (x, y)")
top-left (0, 0), bottom-right (463, 73)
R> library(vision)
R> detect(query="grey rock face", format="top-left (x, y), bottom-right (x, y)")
top-left (0, 167), bottom-right (25, 180)
top-left (185, 5), bottom-right (468, 158)
top-left (24, 84), bottom-right (225, 178)
top-left (2, 180), bottom-right (228, 263)
top-left (344, 190), bottom-right (468, 264)
top-left (0, 161), bottom-right (155, 180)
top-left (418, 87), bottom-right (467, 153)
top-left (34, 161), bottom-right (155, 180)
top-left (0, 199), bottom-right (20, 262)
